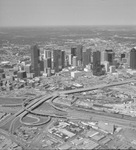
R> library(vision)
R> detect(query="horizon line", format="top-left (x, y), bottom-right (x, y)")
top-left (0, 24), bottom-right (136, 28)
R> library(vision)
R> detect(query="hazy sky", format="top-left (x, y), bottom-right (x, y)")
top-left (0, 0), bottom-right (136, 27)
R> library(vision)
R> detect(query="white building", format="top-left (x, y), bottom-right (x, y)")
top-left (109, 66), bottom-right (116, 73)
top-left (102, 61), bottom-right (110, 72)
top-left (71, 71), bottom-right (82, 78)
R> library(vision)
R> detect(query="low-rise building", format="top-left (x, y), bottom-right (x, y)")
top-left (71, 71), bottom-right (83, 78)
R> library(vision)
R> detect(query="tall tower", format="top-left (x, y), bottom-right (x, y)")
top-left (93, 51), bottom-right (101, 69)
top-left (130, 47), bottom-right (136, 69)
top-left (82, 51), bottom-right (87, 67)
top-left (86, 48), bottom-right (91, 63)
top-left (44, 50), bottom-right (51, 59)
top-left (101, 51), bottom-right (108, 62)
top-left (31, 44), bottom-right (40, 76)
top-left (61, 50), bottom-right (65, 68)
top-left (92, 51), bottom-right (101, 76)
top-left (107, 52), bottom-right (115, 65)
top-left (71, 47), bottom-right (77, 57)
top-left (105, 49), bottom-right (115, 65)
top-left (53, 50), bottom-right (62, 72)
top-left (83, 49), bottom-right (91, 67)
top-left (76, 45), bottom-right (83, 62)
top-left (43, 49), bottom-right (52, 73)
top-left (44, 58), bottom-right (51, 72)
top-left (68, 54), bottom-right (72, 65)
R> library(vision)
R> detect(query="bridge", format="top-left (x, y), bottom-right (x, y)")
top-left (60, 79), bottom-right (136, 95)
top-left (0, 79), bottom-right (136, 130)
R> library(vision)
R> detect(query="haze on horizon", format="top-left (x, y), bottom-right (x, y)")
top-left (0, 0), bottom-right (136, 27)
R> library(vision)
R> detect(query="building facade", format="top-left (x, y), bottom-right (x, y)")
top-left (130, 47), bottom-right (136, 69)
top-left (31, 45), bottom-right (40, 76)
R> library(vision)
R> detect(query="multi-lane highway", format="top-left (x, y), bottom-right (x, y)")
top-left (0, 94), bottom-right (55, 127)
top-left (60, 79), bottom-right (136, 94)
top-left (1, 79), bottom-right (136, 130)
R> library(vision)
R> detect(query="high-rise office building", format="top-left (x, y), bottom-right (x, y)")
top-left (71, 47), bottom-right (77, 57)
top-left (44, 50), bottom-right (51, 59)
top-left (82, 51), bottom-right (88, 67)
top-left (92, 51), bottom-right (102, 76)
top-left (101, 51), bottom-right (108, 62)
top-left (93, 51), bottom-right (101, 68)
top-left (76, 45), bottom-right (83, 62)
top-left (86, 48), bottom-right (92, 63)
top-left (58, 51), bottom-right (62, 70)
top-left (61, 50), bottom-right (65, 68)
top-left (44, 58), bottom-right (51, 70)
top-left (82, 49), bottom-right (91, 67)
top-left (65, 55), bottom-right (69, 67)
top-left (130, 47), bottom-right (136, 69)
top-left (105, 49), bottom-right (115, 65)
top-left (107, 52), bottom-right (115, 65)
top-left (68, 54), bottom-right (72, 65)
top-left (31, 44), bottom-right (40, 76)
top-left (48, 58), bottom-right (52, 68)
top-left (53, 50), bottom-right (62, 72)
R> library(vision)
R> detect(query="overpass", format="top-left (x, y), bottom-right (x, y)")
top-left (1, 79), bottom-right (136, 129)
top-left (0, 94), bottom-right (56, 127)
top-left (60, 79), bottom-right (136, 95)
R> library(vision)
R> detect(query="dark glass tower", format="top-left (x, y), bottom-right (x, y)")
top-left (76, 45), bottom-right (83, 62)
top-left (31, 44), bottom-right (40, 76)
top-left (130, 47), bottom-right (136, 69)
top-left (53, 49), bottom-right (62, 72)
top-left (83, 51), bottom-right (88, 67)
top-left (93, 51), bottom-right (101, 68)
top-left (93, 51), bottom-right (102, 76)
top-left (71, 47), bottom-right (77, 57)
top-left (61, 50), bottom-right (65, 68)
top-left (107, 52), bottom-right (115, 65)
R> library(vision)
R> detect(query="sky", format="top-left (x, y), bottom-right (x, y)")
top-left (0, 0), bottom-right (136, 27)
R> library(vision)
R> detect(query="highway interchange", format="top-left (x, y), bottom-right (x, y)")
top-left (0, 79), bottom-right (136, 149)
top-left (0, 80), bottom-right (136, 146)
top-left (0, 79), bottom-right (136, 129)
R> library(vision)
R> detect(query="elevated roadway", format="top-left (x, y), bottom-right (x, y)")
top-left (0, 94), bottom-right (56, 127)
top-left (0, 79), bottom-right (136, 130)
top-left (60, 79), bottom-right (136, 95)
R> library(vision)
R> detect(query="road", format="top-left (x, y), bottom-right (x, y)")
top-left (0, 79), bottom-right (136, 131)
top-left (67, 108), bottom-right (136, 128)
top-left (60, 79), bottom-right (136, 95)
top-left (0, 94), bottom-right (55, 127)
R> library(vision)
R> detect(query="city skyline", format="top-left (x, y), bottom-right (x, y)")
top-left (0, 0), bottom-right (136, 27)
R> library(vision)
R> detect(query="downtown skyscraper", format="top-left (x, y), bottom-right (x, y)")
top-left (31, 44), bottom-right (40, 77)
top-left (82, 48), bottom-right (91, 67)
top-left (130, 47), bottom-right (136, 69)
top-left (53, 49), bottom-right (62, 72)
